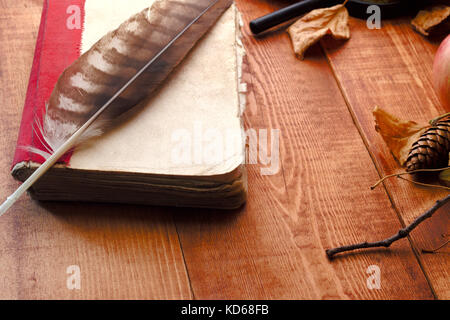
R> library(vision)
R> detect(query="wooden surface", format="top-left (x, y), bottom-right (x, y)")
top-left (0, 0), bottom-right (448, 299)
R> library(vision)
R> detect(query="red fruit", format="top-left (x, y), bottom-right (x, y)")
top-left (433, 35), bottom-right (450, 109)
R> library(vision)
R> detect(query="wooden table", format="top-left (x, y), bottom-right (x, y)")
top-left (0, 0), bottom-right (448, 299)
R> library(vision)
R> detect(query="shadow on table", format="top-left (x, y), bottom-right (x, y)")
top-left (39, 200), bottom-right (244, 236)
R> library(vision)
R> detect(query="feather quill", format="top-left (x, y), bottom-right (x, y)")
top-left (0, 0), bottom-right (233, 215)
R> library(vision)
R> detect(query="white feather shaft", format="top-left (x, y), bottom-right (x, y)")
top-left (0, 0), bottom-right (221, 216)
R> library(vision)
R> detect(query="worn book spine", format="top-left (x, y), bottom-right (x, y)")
top-left (13, 0), bottom-right (86, 169)
top-left (10, 1), bottom-right (247, 210)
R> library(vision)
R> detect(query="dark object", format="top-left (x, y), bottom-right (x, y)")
top-left (249, 0), bottom-right (339, 34)
top-left (405, 115), bottom-right (450, 172)
top-left (249, 0), bottom-right (413, 35)
top-left (347, 0), bottom-right (416, 20)
top-left (326, 194), bottom-right (450, 259)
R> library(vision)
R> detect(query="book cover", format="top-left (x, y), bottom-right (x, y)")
top-left (12, 0), bottom-right (247, 209)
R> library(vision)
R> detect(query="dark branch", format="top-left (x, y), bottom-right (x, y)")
top-left (422, 240), bottom-right (449, 254)
top-left (326, 194), bottom-right (450, 259)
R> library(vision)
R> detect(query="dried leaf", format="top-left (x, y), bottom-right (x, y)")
top-left (288, 4), bottom-right (350, 60)
top-left (439, 165), bottom-right (450, 187)
top-left (411, 5), bottom-right (450, 36)
top-left (373, 106), bottom-right (428, 166)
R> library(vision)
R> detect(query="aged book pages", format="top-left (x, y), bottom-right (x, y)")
top-left (71, 0), bottom-right (246, 177)
top-left (12, 0), bottom-right (247, 209)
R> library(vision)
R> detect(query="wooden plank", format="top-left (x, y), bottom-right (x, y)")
top-left (0, 0), bottom-right (192, 299)
top-left (175, 0), bottom-right (434, 299)
top-left (321, 16), bottom-right (449, 298)
top-left (0, 0), bottom-right (444, 300)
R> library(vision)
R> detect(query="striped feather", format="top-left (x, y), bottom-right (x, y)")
top-left (0, 0), bottom-right (233, 216)
top-left (40, 0), bottom-right (233, 153)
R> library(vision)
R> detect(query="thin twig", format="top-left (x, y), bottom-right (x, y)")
top-left (430, 112), bottom-right (450, 125)
top-left (422, 240), bottom-right (449, 254)
top-left (371, 166), bottom-right (450, 190)
top-left (326, 195), bottom-right (450, 259)
top-left (397, 176), bottom-right (450, 191)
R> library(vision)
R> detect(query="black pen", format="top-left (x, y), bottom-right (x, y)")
top-left (249, 0), bottom-right (339, 35)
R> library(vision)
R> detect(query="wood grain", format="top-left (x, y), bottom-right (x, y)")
top-left (174, 0), bottom-right (435, 299)
top-left (321, 16), bottom-right (449, 299)
top-left (0, 0), bottom-right (192, 299)
top-left (0, 0), bottom-right (446, 299)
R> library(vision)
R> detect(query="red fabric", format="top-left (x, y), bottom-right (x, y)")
top-left (12, 0), bottom-right (86, 168)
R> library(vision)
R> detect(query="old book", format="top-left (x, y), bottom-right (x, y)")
top-left (12, 0), bottom-right (247, 209)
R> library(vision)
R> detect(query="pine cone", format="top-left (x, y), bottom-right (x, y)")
top-left (406, 115), bottom-right (450, 172)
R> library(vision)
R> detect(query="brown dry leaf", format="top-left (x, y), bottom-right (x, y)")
top-left (288, 4), bottom-right (350, 60)
top-left (439, 163), bottom-right (450, 187)
top-left (373, 106), bottom-right (428, 166)
top-left (411, 5), bottom-right (450, 36)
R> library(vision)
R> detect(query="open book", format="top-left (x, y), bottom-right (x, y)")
top-left (12, 0), bottom-right (247, 209)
